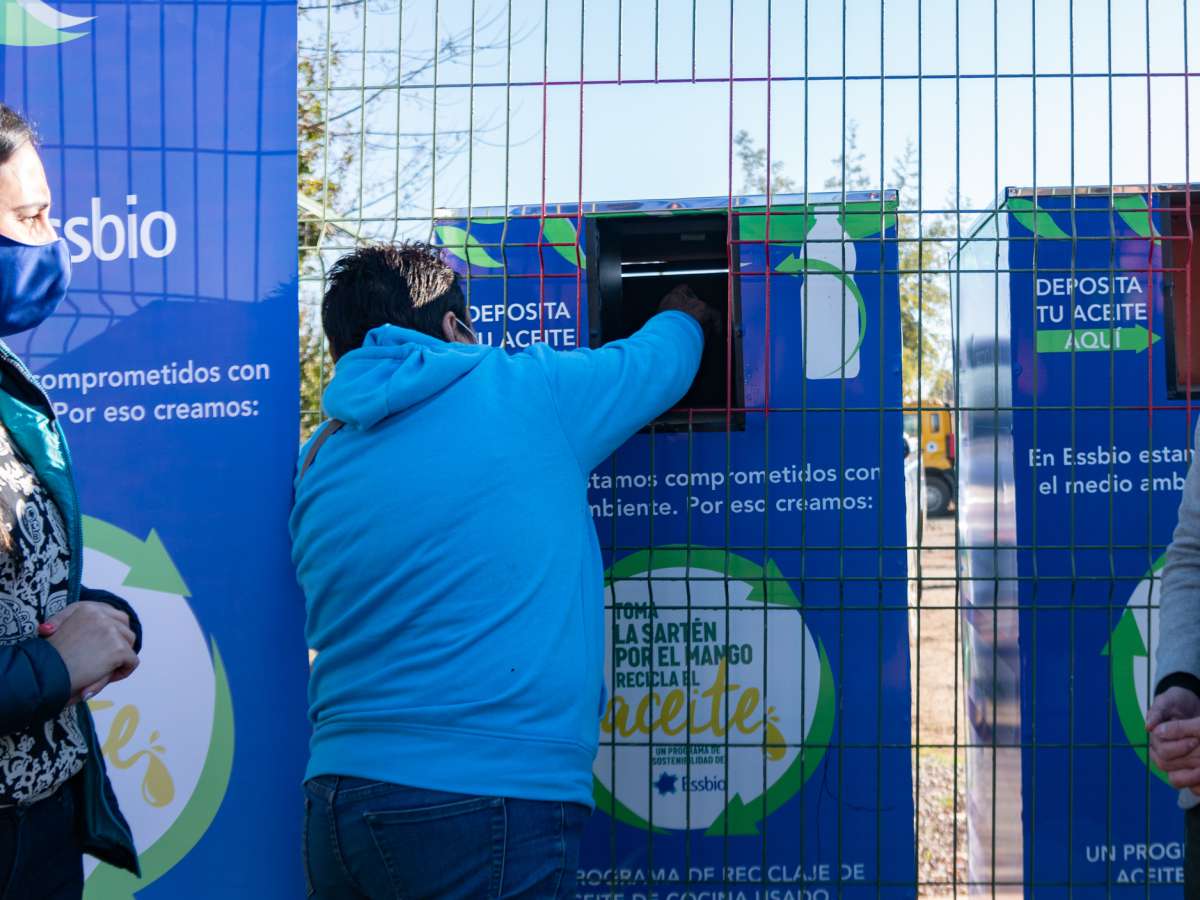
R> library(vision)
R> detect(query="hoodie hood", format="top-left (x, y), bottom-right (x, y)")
top-left (322, 324), bottom-right (493, 429)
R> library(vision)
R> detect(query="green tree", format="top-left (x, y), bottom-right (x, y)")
top-left (298, 50), bottom-right (353, 275)
top-left (823, 120), bottom-right (871, 194)
top-left (735, 130), bottom-right (796, 195)
top-left (296, 45), bottom-right (352, 438)
top-left (886, 139), bottom-right (954, 404)
top-left (296, 10), bottom-right (519, 438)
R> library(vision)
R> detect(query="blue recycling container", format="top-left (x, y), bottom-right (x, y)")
top-left (437, 191), bottom-right (915, 897)
top-left (954, 186), bottom-right (1198, 895)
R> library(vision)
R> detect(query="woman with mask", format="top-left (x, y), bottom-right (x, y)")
top-left (0, 103), bottom-right (143, 898)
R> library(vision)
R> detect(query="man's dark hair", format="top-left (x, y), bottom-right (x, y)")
top-left (0, 104), bottom-right (37, 166)
top-left (322, 241), bottom-right (468, 360)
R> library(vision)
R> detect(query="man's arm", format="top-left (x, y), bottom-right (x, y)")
top-left (533, 286), bottom-right (709, 473)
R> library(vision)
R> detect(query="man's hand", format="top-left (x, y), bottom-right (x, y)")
top-left (659, 284), bottom-right (720, 335)
top-left (1147, 687), bottom-right (1200, 791)
top-left (1149, 716), bottom-right (1200, 790)
top-left (1148, 684), bottom-right (1200, 732)
top-left (41, 602), bottom-right (139, 704)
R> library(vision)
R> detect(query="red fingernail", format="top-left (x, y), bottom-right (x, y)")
top-left (37, 622), bottom-right (55, 636)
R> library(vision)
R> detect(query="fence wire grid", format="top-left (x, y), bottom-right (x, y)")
top-left (299, 1), bottom-right (1200, 897)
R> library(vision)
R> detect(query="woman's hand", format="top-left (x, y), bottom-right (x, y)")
top-left (40, 602), bottom-right (139, 704)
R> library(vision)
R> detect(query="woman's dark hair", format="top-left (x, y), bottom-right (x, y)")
top-left (0, 106), bottom-right (38, 556)
top-left (0, 104), bottom-right (36, 166)
top-left (322, 241), bottom-right (468, 360)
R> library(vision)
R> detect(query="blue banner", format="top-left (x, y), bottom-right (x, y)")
top-left (2, 2), bottom-right (307, 896)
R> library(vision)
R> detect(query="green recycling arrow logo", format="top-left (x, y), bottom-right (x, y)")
top-left (761, 207), bottom-right (872, 380)
top-left (594, 547), bottom-right (835, 835)
top-left (81, 517), bottom-right (235, 899)
top-left (774, 254), bottom-right (868, 378)
top-left (1104, 555), bottom-right (1169, 787)
top-left (81, 516), bottom-right (191, 596)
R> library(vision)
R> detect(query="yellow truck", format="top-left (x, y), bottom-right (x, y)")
top-left (904, 403), bottom-right (956, 516)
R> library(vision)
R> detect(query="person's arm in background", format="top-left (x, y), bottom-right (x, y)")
top-left (532, 285), bottom-right (714, 472)
top-left (1147, 417), bottom-right (1200, 791)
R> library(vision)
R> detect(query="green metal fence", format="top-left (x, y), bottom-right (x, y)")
top-left (298, 1), bottom-right (1200, 895)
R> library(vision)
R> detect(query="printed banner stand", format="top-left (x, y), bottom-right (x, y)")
top-left (2, 2), bottom-right (309, 896)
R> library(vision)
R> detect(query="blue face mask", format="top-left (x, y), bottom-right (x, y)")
top-left (0, 234), bottom-right (70, 337)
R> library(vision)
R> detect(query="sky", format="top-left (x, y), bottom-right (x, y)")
top-left (299, 0), bottom-right (1200, 247)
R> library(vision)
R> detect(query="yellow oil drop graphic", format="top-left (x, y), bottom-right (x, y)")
top-left (141, 752), bottom-right (175, 807)
top-left (92, 703), bottom-right (176, 808)
top-left (763, 709), bottom-right (787, 761)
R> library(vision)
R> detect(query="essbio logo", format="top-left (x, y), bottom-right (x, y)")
top-left (596, 548), bottom-right (835, 835)
top-left (1, 0), bottom-right (93, 46)
top-left (51, 195), bottom-right (178, 264)
top-left (654, 772), bottom-right (728, 796)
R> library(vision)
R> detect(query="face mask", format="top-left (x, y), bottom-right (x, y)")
top-left (0, 234), bottom-right (70, 337)
top-left (453, 315), bottom-right (478, 345)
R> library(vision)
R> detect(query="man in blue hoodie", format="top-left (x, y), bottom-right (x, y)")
top-left (291, 241), bottom-right (711, 899)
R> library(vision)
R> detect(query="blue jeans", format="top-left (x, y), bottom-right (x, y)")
top-left (303, 776), bottom-right (589, 899)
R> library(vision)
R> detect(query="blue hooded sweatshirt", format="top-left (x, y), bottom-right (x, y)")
top-left (290, 311), bottom-right (703, 806)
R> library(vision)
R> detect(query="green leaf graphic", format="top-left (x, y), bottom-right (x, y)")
top-left (738, 200), bottom-right (896, 243)
top-left (738, 209), bottom-right (817, 243)
top-left (434, 225), bottom-right (504, 269)
top-left (1114, 194), bottom-right (1161, 242)
top-left (839, 199), bottom-right (898, 240)
top-left (1008, 197), bottom-right (1071, 239)
top-left (542, 218), bottom-right (586, 269)
top-left (0, 1), bottom-right (88, 46)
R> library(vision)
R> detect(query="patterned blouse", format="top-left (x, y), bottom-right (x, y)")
top-left (0, 424), bottom-right (86, 805)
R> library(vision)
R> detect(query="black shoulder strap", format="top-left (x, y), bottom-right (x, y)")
top-left (298, 420), bottom-right (345, 482)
